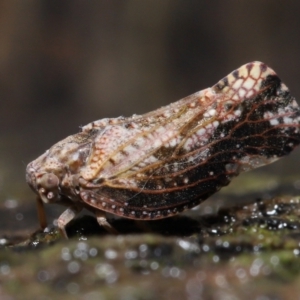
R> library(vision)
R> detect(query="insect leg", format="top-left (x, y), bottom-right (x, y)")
top-left (36, 196), bottom-right (47, 230)
top-left (57, 206), bottom-right (82, 238)
top-left (95, 210), bottom-right (118, 234)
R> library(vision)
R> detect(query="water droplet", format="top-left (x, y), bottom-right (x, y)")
top-left (67, 261), bottom-right (80, 274)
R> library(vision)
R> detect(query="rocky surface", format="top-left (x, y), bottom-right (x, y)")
top-left (1, 184), bottom-right (300, 300)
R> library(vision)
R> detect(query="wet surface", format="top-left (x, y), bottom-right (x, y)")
top-left (1, 187), bottom-right (300, 299)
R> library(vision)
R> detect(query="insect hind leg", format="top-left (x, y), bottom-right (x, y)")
top-left (95, 210), bottom-right (118, 234)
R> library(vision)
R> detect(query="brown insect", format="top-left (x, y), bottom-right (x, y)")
top-left (26, 62), bottom-right (300, 237)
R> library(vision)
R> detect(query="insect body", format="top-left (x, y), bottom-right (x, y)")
top-left (26, 62), bottom-right (300, 237)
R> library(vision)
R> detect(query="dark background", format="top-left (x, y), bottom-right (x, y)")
top-left (1, 1), bottom-right (300, 205)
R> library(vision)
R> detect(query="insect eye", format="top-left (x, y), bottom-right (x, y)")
top-left (37, 173), bottom-right (60, 203)
top-left (38, 173), bottom-right (59, 190)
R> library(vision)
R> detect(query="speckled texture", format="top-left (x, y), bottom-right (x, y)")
top-left (26, 62), bottom-right (300, 237)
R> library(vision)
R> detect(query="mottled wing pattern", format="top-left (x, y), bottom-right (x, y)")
top-left (80, 62), bottom-right (300, 220)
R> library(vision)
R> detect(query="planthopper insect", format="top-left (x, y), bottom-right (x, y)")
top-left (26, 62), bottom-right (300, 237)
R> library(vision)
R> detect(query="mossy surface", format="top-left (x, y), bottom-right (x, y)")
top-left (1, 193), bottom-right (300, 299)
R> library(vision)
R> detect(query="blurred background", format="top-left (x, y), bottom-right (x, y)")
top-left (1, 1), bottom-right (300, 230)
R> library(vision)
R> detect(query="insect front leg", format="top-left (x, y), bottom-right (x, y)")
top-left (57, 206), bottom-right (82, 238)
top-left (36, 196), bottom-right (47, 230)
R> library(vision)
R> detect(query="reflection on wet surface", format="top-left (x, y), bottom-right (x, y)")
top-left (0, 191), bottom-right (300, 298)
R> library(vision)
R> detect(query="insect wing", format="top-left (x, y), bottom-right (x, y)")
top-left (79, 62), bottom-right (300, 220)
